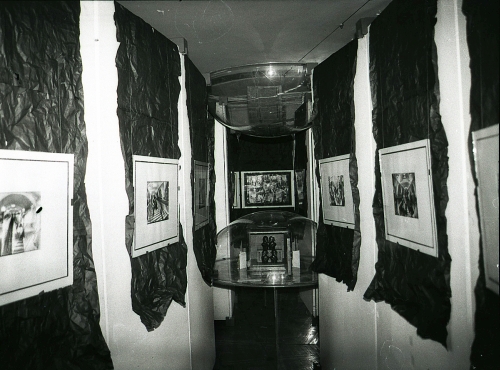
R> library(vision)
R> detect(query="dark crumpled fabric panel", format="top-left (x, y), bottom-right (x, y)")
top-left (310, 39), bottom-right (361, 291)
top-left (185, 56), bottom-right (217, 285)
top-left (0, 2), bottom-right (112, 369)
top-left (114, 2), bottom-right (187, 332)
top-left (362, 0), bottom-right (451, 347)
top-left (462, 0), bottom-right (500, 368)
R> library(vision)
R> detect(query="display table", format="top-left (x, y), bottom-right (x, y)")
top-left (213, 256), bottom-right (317, 315)
top-left (213, 211), bottom-right (318, 318)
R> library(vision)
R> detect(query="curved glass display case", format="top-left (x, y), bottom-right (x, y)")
top-left (213, 211), bottom-right (317, 288)
top-left (207, 63), bottom-right (316, 138)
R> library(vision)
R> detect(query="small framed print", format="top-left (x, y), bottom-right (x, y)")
top-left (232, 172), bottom-right (241, 209)
top-left (379, 139), bottom-right (438, 257)
top-left (319, 154), bottom-right (354, 229)
top-left (0, 150), bottom-right (74, 306)
top-left (472, 124), bottom-right (499, 294)
top-left (133, 155), bottom-right (179, 258)
top-left (241, 170), bottom-right (295, 209)
top-left (194, 161), bottom-right (209, 230)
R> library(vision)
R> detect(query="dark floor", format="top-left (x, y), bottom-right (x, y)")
top-left (213, 287), bottom-right (320, 370)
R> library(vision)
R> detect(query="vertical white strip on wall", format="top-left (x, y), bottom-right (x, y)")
top-left (80, 0), bottom-right (123, 343)
top-left (353, 33), bottom-right (379, 370)
top-left (435, 0), bottom-right (476, 367)
top-left (177, 54), bottom-right (194, 370)
top-left (213, 121), bottom-right (233, 320)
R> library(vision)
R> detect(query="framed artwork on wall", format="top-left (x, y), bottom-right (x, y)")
top-left (472, 124), bottom-right (499, 294)
top-left (232, 172), bottom-right (241, 209)
top-left (0, 150), bottom-right (74, 306)
top-left (194, 161), bottom-right (209, 230)
top-left (241, 170), bottom-right (295, 209)
top-left (379, 139), bottom-right (438, 257)
top-left (319, 154), bottom-right (355, 229)
top-left (295, 169), bottom-right (306, 207)
top-left (133, 155), bottom-right (179, 258)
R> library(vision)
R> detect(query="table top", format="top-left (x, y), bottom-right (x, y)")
top-left (212, 256), bottom-right (318, 289)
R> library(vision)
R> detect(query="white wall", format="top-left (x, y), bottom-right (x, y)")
top-left (318, 0), bottom-right (478, 369)
top-left (80, 2), bottom-right (214, 369)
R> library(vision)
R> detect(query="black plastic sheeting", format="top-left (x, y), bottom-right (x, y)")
top-left (310, 40), bottom-right (361, 292)
top-left (362, 0), bottom-right (451, 347)
top-left (185, 56), bottom-right (217, 285)
top-left (463, 0), bottom-right (499, 368)
top-left (114, 3), bottom-right (187, 332)
top-left (0, 2), bottom-right (113, 369)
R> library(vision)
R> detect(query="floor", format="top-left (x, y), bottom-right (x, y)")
top-left (213, 287), bottom-right (321, 370)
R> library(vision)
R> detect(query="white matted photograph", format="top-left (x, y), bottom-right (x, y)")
top-left (133, 155), bottom-right (179, 258)
top-left (319, 154), bottom-right (355, 229)
top-left (194, 161), bottom-right (209, 230)
top-left (379, 139), bottom-right (438, 257)
top-left (472, 124), bottom-right (499, 294)
top-left (0, 150), bottom-right (74, 306)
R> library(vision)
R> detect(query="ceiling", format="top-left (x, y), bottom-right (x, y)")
top-left (117, 0), bottom-right (393, 81)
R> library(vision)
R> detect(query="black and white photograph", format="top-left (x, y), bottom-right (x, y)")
top-left (379, 139), bottom-right (438, 257)
top-left (147, 181), bottom-right (169, 224)
top-left (392, 173), bottom-right (418, 218)
top-left (319, 154), bottom-right (355, 229)
top-left (328, 175), bottom-right (345, 206)
top-left (133, 155), bottom-right (179, 258)
top-left (0, 192), bottom-right (42, 257)
top-left (241, 170), bottom-right (294, 208)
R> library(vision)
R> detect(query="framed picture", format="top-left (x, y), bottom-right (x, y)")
top-left (232, 172), bottom-right (241, 209)
top-left (319, 154), bottom-right (354, 229)
top-left (241, 170), bottom-right (295, 209)
top-left (247, 229), bottom-right (288, 271)
top-left (133, 155), bottom-right (179, 258)
top-left (194, 161), bottom-right (209, 230)
top-left (295, 169), bottom-right (306, 206)
top-left (0, 150), bottom-right (74, 306)
top-left (472, 124), bottom-right (499, 294)
top-left (379, 139), bottom-right (438, 257)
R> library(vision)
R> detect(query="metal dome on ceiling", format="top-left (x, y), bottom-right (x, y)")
top-left (207, 63), bottom-right (316, 138)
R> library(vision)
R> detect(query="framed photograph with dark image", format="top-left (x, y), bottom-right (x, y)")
top-left (232, 172), bottom-right (241, 209)
top-left (472, 124), bottom-right (499, 294)
top-left (319, 154), bottom-right (355, 229)
top-left (133, 155), bottom-right (179, 258)
top-left (295, 169), bottom-right (306, 206)
top-left (379, 139), bottom-right (438, 257)
top-left (0, 150), bottom-right (74, 306)
top-left (241, 170), bottom-right (295, 209)
top-left (194, 161), bottom-right (209, 230)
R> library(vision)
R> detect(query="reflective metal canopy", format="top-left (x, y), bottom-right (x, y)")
top-left (208, 63), bottom-right (315, 138)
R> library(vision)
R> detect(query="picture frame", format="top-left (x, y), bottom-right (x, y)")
top-left (319, 154), bottom-right (355, 229)
top-left (241, 170), bottom-right (295, 209)
top-left (133, 155), bottom-right (179, 258)
top-left (379, 139), bottom-right (438, 257)
top-left (232, 172), bottom-right (241, 209)
top-left (247, 229), bottom-right (289, 271)
top-left (295, 169), bottom-right (306, 206)
top-left (0, 150), bottom-right (74, 306)
top-left (472, 124), bottom-right (499, 294)
top-left (194, 161), bottom-right (209, 230)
